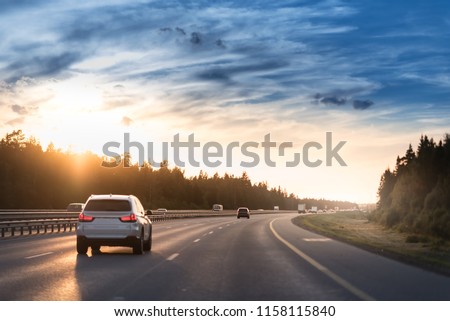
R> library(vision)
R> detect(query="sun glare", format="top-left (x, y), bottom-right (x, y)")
top-left (49, 77), bottom-right (103, 111)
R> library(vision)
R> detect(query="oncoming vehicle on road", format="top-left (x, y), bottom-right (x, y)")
top-left (76, 194), bottom-right (152, 255)
top-left (237, 207), bottom-right (250, 219)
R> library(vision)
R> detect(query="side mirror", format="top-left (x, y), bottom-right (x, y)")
top-left (146, 209), bottom-right (153, 216)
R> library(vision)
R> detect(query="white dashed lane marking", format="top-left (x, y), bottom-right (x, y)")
top-left (167, 253), bottom-right (179, 261)
top-left (25, 252), bottom-right (53, 260)
top-left (303, 238), bottom-right (331, 242)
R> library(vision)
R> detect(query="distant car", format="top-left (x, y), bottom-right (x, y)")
top-left (237, 207), bottom-right (250, 219)
top-left (76, 194), bottom-right (152, 255)
top-left (212, 204), bottom-right (223, 211)
top-left (157, 208), bottom-right (167, 214)
top-left (66, 203), bottom-right (84, 212)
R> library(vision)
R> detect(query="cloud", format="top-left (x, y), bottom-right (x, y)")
top-left (159, 27), bottom-right (173, 33)
top-left (190, 32), bottom-right (202, 45)
top-left (60, 3), bottom-right (183, 47)
top-left (353, 99), bottom-right (374, 110)
top-left (6, 52), bottom-right (81, 81)
top-left (0, 0), bottom-right (442, 134)
top-left (196, 60), bottom-right (290, 84)
top-left (11, 104), bottom-right (28, 115)
top-left (0, 81), bottom-right (12, 93)
top-left (313, 93), bottom-right (375, 111)
top-left (175, 27), bottom-right (186, 35)
top-left (0, 0), bottom-right (48, 14)
top-left (6, 117), bottom-right (25, 126)
top-left (11, 104), bottom-right (39, 115)
top-left (233, 92), bottom-right (289, 105)
top-left (321, 96), bottom-right (347, 106)
top-left (121, 116), bottom-right (134, 127)
top-left (314, 93), bottom-right (347, 106)
top-left (215, 39), bottom-right (226, 49)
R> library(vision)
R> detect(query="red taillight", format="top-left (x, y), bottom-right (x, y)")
top-left (120, 213), bottom-right (137, 222)
top-left (79, 212), bottom-right (94, 222)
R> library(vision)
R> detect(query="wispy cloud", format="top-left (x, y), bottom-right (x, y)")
top-left (121, 116), bottom-right (134, 127)
top-left (11, 104), bottom-right (39, 115)
top-left (6, 117), bottom-right (25, 126)
top-left (353, 100), bottom-right (374, 110)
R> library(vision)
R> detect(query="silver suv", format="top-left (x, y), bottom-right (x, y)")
top-left (76, 194), bottom-right (152, 255)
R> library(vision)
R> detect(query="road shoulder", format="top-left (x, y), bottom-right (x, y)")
top-left (292, 211), bottom-right (450, 277)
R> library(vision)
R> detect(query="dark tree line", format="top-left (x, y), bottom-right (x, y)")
top-left (0, 130), bottom-right (356, 211)
top-left (372, 134), bottom-right (450, 239)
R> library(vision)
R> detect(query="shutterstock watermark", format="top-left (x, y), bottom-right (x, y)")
top-left (101, 132), bottom-right (347, 168)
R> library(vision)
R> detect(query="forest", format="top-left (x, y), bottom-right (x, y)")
top-left (373, 133), bottom-right (450, 239)
top-left (0, 130), bottom-right (356, 211)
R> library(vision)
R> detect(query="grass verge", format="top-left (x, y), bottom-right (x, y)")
top-left (292, 211), bottom-right (450, 276)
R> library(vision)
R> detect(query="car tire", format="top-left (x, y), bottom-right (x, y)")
top-left (77, 237), bottom-right (88, 255)
top-left (143, 236), bottom-right (152, 252)
top-left (144, 230), bottom-right (152, 252)
top-left (133, 232), bottom-right (144, 255)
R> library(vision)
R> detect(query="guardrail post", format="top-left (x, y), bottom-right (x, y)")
top-left (28, 226), bottom-right (32, 235)
top-left (11, 227), bottom-right (15, 237)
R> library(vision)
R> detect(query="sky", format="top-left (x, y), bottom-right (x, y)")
top-left (1, 0), bottom-right (450, 204)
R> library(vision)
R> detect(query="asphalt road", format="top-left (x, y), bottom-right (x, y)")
top-left (1, 212), bottom-right (449, 300)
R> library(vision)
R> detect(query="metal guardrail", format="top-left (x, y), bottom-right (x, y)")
top-left (1, 219), bottom-right (78, 238)
top-left (0, 209), bottom-right (283, 238)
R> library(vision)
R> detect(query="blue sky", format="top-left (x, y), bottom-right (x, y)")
top-left (1, 0), bottom-right (450, 203)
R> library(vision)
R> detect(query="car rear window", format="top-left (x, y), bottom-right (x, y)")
top-left (238, 208), bottom-right (248, 213)
top-left (84, 199), bottom-right (131, 211)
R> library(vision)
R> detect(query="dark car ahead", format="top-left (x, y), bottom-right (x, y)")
top-left (237, 207), bottom-right (250, 219)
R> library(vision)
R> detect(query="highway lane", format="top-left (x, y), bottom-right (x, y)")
top-left (0, 212), bottom-right (449, 300)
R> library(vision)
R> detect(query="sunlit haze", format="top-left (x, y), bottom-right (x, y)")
top-left (1, 1), bottom-right (450, 204)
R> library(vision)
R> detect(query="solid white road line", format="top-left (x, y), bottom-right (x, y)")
top-left (269, 219), bottom-right (375, 301)
top-left (25, 252), bottom-right (53, 259)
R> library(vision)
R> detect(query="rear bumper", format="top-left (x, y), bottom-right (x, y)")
top-left (76, 222), bottom-right (141, 239)
top-left (237, 214), bottom-right (250, 218)
top-left (77, 235), bottom-right (139, 247)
